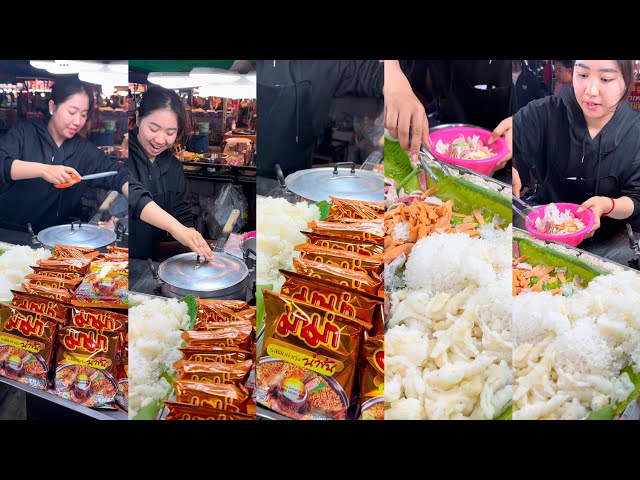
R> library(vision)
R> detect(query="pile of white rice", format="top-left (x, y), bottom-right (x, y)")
top-left (513, 270), bottom-right (640, 419)
top-left (385, 226), bottom-right (513, 419)
top-left (128, 297), bottom-right (191, 418)
top-left (0, 245), bottom-right (52, 302)
top-left (256, 197), bottom-right (319, 292)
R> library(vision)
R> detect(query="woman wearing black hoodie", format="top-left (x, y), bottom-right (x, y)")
top-left (0, 77), bottom-right (129, 232)
top-left (501, 60), bottom-right (640, 236)
top-left (128, 86), bottom-right (212, 261)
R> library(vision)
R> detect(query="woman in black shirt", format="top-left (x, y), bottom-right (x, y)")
top-left (128, 86), bottom-right (212, 260)
top-left (0, 77), bottom-right (128, 232)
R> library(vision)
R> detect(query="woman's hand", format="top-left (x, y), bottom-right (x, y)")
top-left (577, 196), bottom-right (610, 238)
top-left (171, 225), bottom-right (213, 261)
top-left (40, 164), bottom-right (81, 185)
top-left (383, 60), bottom-right (430, 161)
top-left (487, 117), bottom-right (513, 170)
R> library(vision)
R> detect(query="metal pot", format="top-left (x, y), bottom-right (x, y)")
top-left (149, 252), bottom-right (249, 300)
top-left (204, 153), bottom-right (228, 164)
top-left (275, 162), bottom-right (383, 204)
top-left (33, 220), bottom-right (125, 249)
top-left (148, 209), bottom-right (248, 300)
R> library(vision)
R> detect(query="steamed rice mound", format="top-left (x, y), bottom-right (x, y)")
top-left (128, 297), bottom-right (191, 417)
top-left (256, 197), bottom-right (320, 291)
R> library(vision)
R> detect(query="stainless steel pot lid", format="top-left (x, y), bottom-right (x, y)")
top-left (157, 252), bottom-right (248, 292)
top-left (285, 163), bottom-right (383, 203)
top-left (37, 223), bottom-right (117, 248)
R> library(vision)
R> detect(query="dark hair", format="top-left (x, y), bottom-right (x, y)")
top-left (50, 77), bottom-right (94, 112)
top-left (555, 60), bottom-right (574, 70)
top-left (137, 85), bottom-right (188, 146)
top-left (617, 60), bottom-right (636, 100)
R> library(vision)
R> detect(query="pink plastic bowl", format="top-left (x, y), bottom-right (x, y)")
top-left (524, 202), bottom-right (595, 247)
top-left (428, 126), bottom-right (508, 176)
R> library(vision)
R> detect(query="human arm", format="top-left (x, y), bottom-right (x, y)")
top-left (139, 200), bottom-right (213, 261)
top-left (0, 122), bottom-right (80, 185)
top-left (578, 196), bottom-right (635, 238)
top-left (383, 60), bottom-right (430, 160)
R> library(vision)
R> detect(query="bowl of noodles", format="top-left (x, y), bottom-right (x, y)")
top-left (256, 356), bottom-right (349, 420)
top-left (429, 126), bottom-right (508, 175)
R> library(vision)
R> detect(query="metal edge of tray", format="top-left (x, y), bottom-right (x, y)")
top-left (421, 157), bottom-right (512, 192)
top-left (0, 376), bottom-right (127, 420)
top-left (256, 405), bottom-right (291, 420)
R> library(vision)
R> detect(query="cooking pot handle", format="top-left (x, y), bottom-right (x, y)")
top-left (275, 163), bottom-right (287, 194)
top-left (626, 223), bottom-right (639, 252)
top-left (147, 258), bottom-right (160, 280)
top-left (115, 221), bottom-right (127, 242)
top-left (28, 223), bottom-right (41, 246)
top-left (333, 162), bottom-right (356, 175)
top-left (244, 247), bottom-right (256, 261)
top-left (70, 220), bottom-right (82, 230)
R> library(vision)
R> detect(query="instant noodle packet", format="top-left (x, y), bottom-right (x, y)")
top-left (292, 257), bottom-right (383, 297)
top-left (358, 335), bottom-right (384, 420)
top-left (294, 243), bottom-right (383, 275)
top-left (174, 359), bottom-right (253, 385)
top-left (0, 305), bottom-right (58, 390)
top-left (52, 326), bottom-right (119, 407)
top-left (164, 400), bottom-right (254, 420)
top-left (301, 231), bottom-right (383, 256)
top-left (308, 219), bottom-right (384, 245)
top-left (279, 269), bottom-right (381, 323)
top-left (256, 290), bottom-right (370, 420)
top-left (173, 379), bottom-right (251, 413)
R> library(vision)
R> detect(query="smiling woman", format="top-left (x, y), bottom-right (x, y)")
top-left (128, 85), bottom-right (213, 260)
top-left (0, 77), bottom-right (129, 232)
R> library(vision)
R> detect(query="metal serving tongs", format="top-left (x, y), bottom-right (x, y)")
top-left (512, 195), bottom-right (537, 225)
top-left (194, 208), bottom-right (240, 269)
top-left (418, 142), bottom-right (453, 184)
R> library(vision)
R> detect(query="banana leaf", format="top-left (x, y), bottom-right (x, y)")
top-left (424, 167), bottom-right (512, 225)
top-left (497, 405), bottom-right (512, 420)
top-left (514, 237), bottom-right (605, 287)
top-left (384, 138), bottom-right (421, 193)
top-left (315, 200), bottom-right (330, 221)
top-left (587, 366), bottom-right (640, 419)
